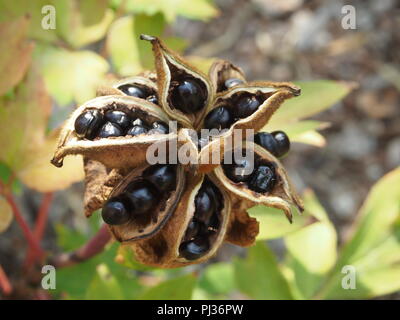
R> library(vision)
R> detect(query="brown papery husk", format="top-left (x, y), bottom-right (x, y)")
top-left (141, 35), bottom-right (214, 129)
top-left (51, 95), bottom-right (177, 169)
top-left (107, 164), bottom-right (185, 242)
top-left (127, 172), bottom-right (231, 268)
top-left (214, 142), bottom-right (303, 224)
top-left (83, 158), bottom-right (127, 217)
top-left (208, 59), bottom-right (246, 94)
top-left (198, 81), bottom-right (300, 173)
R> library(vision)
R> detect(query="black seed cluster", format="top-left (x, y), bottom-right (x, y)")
top-left (170, 78), bottom-right (207, 114)
top-left (101, 165), bottom-right (177, 226)
top-left (254, 131), bottom-right (290, 158)
top-left (117, 84), bottom-right (158, 105)
top-left (74, 109), bottom-right (169, 140)
top-left (204, 78), bottom-right (264, 131)
top-left (223, 156), bottom-right (276, 194)
top-left (179, 179), bottom-right (222, 260)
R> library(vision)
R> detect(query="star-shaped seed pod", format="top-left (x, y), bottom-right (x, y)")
top-left (51, 35), bottom-right (303, 268)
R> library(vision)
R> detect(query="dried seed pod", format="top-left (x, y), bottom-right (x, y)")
top-left (51, 95), bottom-right (177, 169)
top-left (104, 164), bottom-right (185, 241)
top-left (214, 142), bottom-right (303, 223)
top-left (112, 76), bottom-right (159, 104)
top-left (96, 73), bottom-right (158, 98)
top-left (198, 81), bottom-right (300, 172)
top-left (127, 173), bottom-right (231, 268)
top-left (208, 60), bottom-right (246, 93)
top-left (141, 35), bottom-right (214, 129)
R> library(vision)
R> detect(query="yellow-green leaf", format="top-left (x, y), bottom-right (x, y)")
top-left (107, 14), bottom-right (187, 77)
top-left (248, 205), bottom-right (317, 240)
top-left (138, 274), bottom-right (197, 300)
top-left (0, 15), bottom-right (34, 95)
top-left (0, 68), bottom-right (84, 192)
top-left (338, 167), bottom-right (400, 265)
top-left (85, 264), bottom-right (124, 300)
top-left (234, 242), bottom-right (293, 299)
top-left (268, 80), bottom-right (356, 127)
top-left (56, 0), bottom-right (114, 48)
top-left (120, 0), bottom-right (219, 22)
top-left (35, 45), bottom-right (109, 105)
top-left (0, 196), bottom-right (13, 234)
top-left (284, 191), bottom-right (337, 299)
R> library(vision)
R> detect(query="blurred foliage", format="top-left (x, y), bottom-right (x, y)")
top-left (0, 0), bottom-right (398, 300)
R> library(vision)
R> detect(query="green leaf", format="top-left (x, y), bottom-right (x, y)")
top-left (248, 205), bottom-right (317, 240)
top-left (115, 245), bottom-right (156, 271)
top-left (284, 191), bottom-right (337, 299)
top-left (338, 167), bottom-right (400, 265)
top-left (234, 242), bottom-right (293, 299)
top-left (106, 14), bottom-right (187, 77)
top-left (56, 0), bottom-right (114, 48)
top-left (0, 16), bottom-right (33, 96)
top-left (85, 264), bottom-right (124, 300)
top-left (322, 235), bottom-right (400, 299)
top-left (267, 80), bottom-right (355, 128)
top-left (34, 45), bottom-right (109, 105)
top-left (118, 0), bottom-right (219, 22)
top-left (138, 274), bottom-right (197, 300)
top-left (54, 224), bottom-right (142, 300)
top-left (197, 263), bottom-right (235, 296)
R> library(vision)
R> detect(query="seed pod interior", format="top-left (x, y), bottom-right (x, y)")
top-left (105, 164), bottom-right (185, 242)
top-left (51, 95), bottom-right (176, 169)
top-left (215, 143), bottom-right (303, 222)
top-left (208, 60), bottom-right (246, 93)
top-left (141, 35), bottom-right (214, 129)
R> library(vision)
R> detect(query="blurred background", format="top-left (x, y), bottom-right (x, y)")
top-left (0, 0), bottom-right (399, 300)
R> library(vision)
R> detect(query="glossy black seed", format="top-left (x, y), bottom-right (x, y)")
top-left (127, 125), bottom-right (148, 136)
top-left (248, 165), bottom-right (276, 193)
top-left (254, 132), bottom-right (279, 156)
top-left (179, 237), bottom-right (210, 260)
top-left (184, 220), bottom-right (203, 241)
top-left (223, 158), bottom-right (254, 183)
top-left (98, 122), bottom-right (123, 138)
top-left (272, 131), bottom-right (290, 158)
top-left (143, 164), bottom-right (176, 192)
top-left (118, 84), bottom-right (147, 98)
top-left (204, 106), bottom-right (232, 130)
top-left (74, 110), bottom-right (104, 139)
top-left (132, 118), bottom-right (144, 126)
top-left (194, 188), bottom-right (215, 224)
top-left (125, 184), bottom-right (157, 215)
top-left (208, 213), bottom-right (220, 231)
top-left (148, 121), bottom-right (169, 134)
top-left (104, 110), bottom-right (131, 130)
top-left (224, 78), bottom-right (244, 89)
top-left (101, 199), bottom-right (130, 225)
top-left (235, 95), bottom-right (261, 118)
top-left (146, 95), bottom-right (158, 105)
top-left (203, 182), bottom-right (223, 212)
top-left (171, 79), bottom-right (206, 114)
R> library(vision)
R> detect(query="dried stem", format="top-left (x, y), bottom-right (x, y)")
top-left (0, 264), bottom-right (12, 296)
top-left (49, 224), bottom-right (111, 268)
